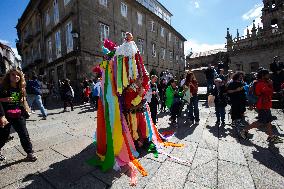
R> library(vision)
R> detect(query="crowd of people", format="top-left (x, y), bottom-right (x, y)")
top-left (0, 55), bottom-right (284, 162)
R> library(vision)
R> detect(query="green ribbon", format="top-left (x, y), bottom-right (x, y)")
top-left (87, 62), bottom-right (115, 171)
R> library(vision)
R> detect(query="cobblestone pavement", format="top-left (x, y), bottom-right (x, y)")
top-left (0, 103), bottom-right (284, 189)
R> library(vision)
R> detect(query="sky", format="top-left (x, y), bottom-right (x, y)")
top-left (0, 0), bottom-right (263, 59)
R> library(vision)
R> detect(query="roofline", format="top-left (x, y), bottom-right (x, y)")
top-left (155, 0), bottom-right (173, 16)
top-left (133, 1), bottom-right (187, 41)
top-left (16, 0), bottom-right (34, 29)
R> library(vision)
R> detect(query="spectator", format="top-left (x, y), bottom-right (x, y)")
top-left (227, 72), bottom-right (247, 127)
top-left (270, 56), bottom-right (284, 92)
top-left (146, 75), bottom-right (159, 125)
top-left (240, 69), bottom-right (283, 144)
top-left (0, 68), bottom-right (37, 161)
top-left (212, 78), bottom-right (227, 125)
top-left (166, 79), bottom-right (182, 124)
top-left (158, 79), bottom-right (167, 112)
top-left (26, 74), bottom-right (48, 120)
top-left (61, 79), bottom-right (74, 112)
top-left (92, 77), bottom-right (102, 110)
top-left (205, 64), bottom-right (217, 94)
top-left (187, 72), bottom-right (200, 125)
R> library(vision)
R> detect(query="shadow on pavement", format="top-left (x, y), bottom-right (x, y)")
top-left (19, 144), bottom-right (123, 188)
top-left (240, 139), bottom-right (284, 177)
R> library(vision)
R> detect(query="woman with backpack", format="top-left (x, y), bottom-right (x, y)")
top-left (0, 68), bottom-right (37, 161)
top-left (240, 69), bottom-right (283, 144)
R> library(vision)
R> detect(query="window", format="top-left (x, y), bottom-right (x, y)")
top-left (66, 22), bottom-right (73, 53)
top-left (176, 55), bottom-right (179, 61)
top-left (152, 43), bottom-right (156, 57)
top-left (55, 30), bottom-right (61, 58)
top-left (53, 0), bottom-right (59, 24)
top-left (175, 37), bottom-right (178, 45)
top-left (121, 2), bottom-right (128, 17)
top-left (121, 31), bottom-right (126, 43)
top-left (180, 42), bottom-right (183, 49)
top-left (100, 23), bottom-right (109, 42)
top-left (99, 0), bottom-right (107, 7)
top-left (137, 38), bottom-right (144, 54)
top-left (161, 27), bottom-right (165, 37)
top-left (137, 12), bottom-right (143, 26)
top-left (161, 48), bottom-right (165, 59)
top-left (168, 32), bottom-right (171, 42)
top-left (45, 8), bottom-right (50, 26)
top-left (47, 37), bottom-right (52, 63)
top-left (169, 51), bottom-right (173, 62)
top-left (64, 0), bottom-right (71, 6)
top-left (151, 20), bottom-right (155, 32)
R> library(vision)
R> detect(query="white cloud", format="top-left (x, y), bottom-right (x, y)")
top-left (242, 4), bottom-right (263, 36)
top-left (194, 2), bottom-right (200, 8)
top-left (242, 4), bottom-right (263, 20)
top-left (184, 40), bottom-right (225, 55)
top-left (0, 39), bottom-right (10, 45)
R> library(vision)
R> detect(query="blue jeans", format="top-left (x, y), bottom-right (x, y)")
top-left (27, 94), bottom-right (47, 117)
top-left (215, 106), bottom-right (225, 123)
top-left (188, 95), bottom-right (199, 122)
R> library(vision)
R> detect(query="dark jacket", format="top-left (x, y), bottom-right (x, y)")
top-left (26, 79), bottom-right (42, 95)
top-left (212, 85), bottom-right (227, 107)
top-left (205, 68), bottom-right (216, 80)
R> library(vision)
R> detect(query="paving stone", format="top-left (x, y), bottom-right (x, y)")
top-left (218, 140), bottom-right (247, 166)
top-left (91, 165), bottom-right (128, 186)
top-left (248, 160), bottom-right (284, 189)
top-left (15, 132), bottom-right (75, 155)
top-left (241, 141), bottom-right (283, 167)
top-left (50, 136), bottom-right (93, 158)
top-left (2, 173), bottom-right (54, 189)
top-left (190, 147), bottom-right (217, 169)
top-left (69, 174), bottom-right (107, 189)
top-left (170, 140), bottom-right (198, 166)
top-left (188, 159), bottom-right (217, 189)
top-left (144, 160), bottom-right (190, 189)
top-left (41, 145), bottom-right (97, 189)
top-left (177, 123), bottom-right (204, 142)
top-left (184, 181), bottom-right (211, 189)
top-left (111, 158), bottom-right (162, 189)
top-left (0, 149), bottom-right (65, 188)
top-left (144, 137), bottom-right (179, 163)
top-left (218, 160), bottom-right (255, 189)
top-left (198, 129), bottom-right (219, 151)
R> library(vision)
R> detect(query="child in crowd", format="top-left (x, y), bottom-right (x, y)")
top-left (212, 78), bottom-right (227, 126)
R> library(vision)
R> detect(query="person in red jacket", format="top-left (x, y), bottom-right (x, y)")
top-left (240, 69), bottom-right (283, 143)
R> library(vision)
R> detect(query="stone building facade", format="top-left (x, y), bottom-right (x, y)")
top-left (226, 0), bottom-right (284, 73)
top-left (0, 42), bottom-right (21, 78)
top-left (16, 0), bottom-right (186, 91)
top-left (187, 0), bottom-right (284, 75)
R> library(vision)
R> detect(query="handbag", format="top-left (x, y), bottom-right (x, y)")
top-left (183, 88), bottom-right (191, 103)
top-left (6, 108), bottom-right (22, 119)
